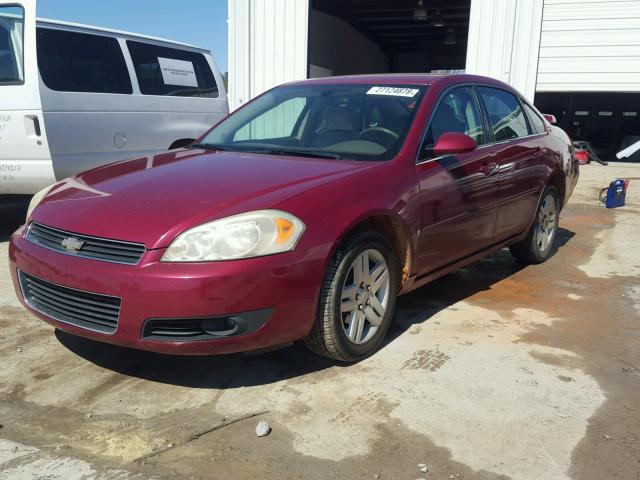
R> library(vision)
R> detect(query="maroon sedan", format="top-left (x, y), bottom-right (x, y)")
top-left (9, 74), bottom-right (578, 361)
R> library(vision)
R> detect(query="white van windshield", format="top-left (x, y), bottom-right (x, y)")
top-left (0, 5), bottom-right (24, 84)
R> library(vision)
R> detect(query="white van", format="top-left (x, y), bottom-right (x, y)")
top-left (0, 1), bottom-right (228, 195)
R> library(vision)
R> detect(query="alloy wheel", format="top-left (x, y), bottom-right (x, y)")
top-left (340, 249), bottom-right (390, 345)
top-left (535, 193), bottom-right (557, 253)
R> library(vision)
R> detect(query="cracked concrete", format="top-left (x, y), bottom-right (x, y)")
top-left (1, 163), bottom-right (638, 479)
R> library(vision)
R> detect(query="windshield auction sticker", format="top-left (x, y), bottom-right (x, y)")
top-left (367, 86), bottom-right (420, 97)
top-left (158, 57), bottom-right (198, 87)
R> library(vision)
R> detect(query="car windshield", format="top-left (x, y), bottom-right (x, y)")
top-left (200, 84), bottom-right (427, 161)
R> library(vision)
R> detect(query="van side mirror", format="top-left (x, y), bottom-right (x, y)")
top-left (543, 114), bottom-right (557, 124)
top-left (432, 132), bottom-right (478, 156)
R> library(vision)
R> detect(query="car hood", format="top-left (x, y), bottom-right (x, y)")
top-left (32, 148), bottom-right (371, 248)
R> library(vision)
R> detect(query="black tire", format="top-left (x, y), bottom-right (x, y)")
top-left (169, 138), bottom-right (195, 150)
top-left (509, 186), bottom-right (560, 264)
top-left (304, 230), bottom-right (399, 362)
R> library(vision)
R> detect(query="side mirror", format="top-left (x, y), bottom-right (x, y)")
top-left (433, 132), bottom-right (478, 156)
top-left (543, 114), bottom-right (557, 124)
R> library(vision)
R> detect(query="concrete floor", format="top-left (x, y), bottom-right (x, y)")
top-left (0, 163), bottom-right (638, 480)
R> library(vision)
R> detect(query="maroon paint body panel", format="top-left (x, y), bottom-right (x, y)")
top-left (8, 74), bottom-right (579, 355)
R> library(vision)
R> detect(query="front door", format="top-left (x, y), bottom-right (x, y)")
top-left (0, 0), bottom-right (54, 194)
top-left (415, 86), bottom-right (500, 275)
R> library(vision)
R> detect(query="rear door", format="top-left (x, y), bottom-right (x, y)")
top-left (476, 86), bottom-right (546, 241)
top-left (0, 0), bottom-right (55, 194)
top-left (415, 85), bottom-right (500, 274)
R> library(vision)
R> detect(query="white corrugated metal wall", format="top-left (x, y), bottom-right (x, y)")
top-left (228, 0), bottom-right (640, 107)
top-left (465, 0), bottom-right (544, 101)
top-left (537, 0), bottom-right (640, 92)
top-left (227, 0), bottom-right (309, 111)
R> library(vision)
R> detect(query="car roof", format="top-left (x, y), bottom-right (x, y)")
top-left (285, 73), bottom-right (517, 93)
top-left (36, 17), bottom-right (208, 52)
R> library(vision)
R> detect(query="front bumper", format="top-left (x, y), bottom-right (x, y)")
top-left (9, 225), bottom-right (325, 355)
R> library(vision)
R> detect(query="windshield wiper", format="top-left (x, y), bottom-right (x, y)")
top-left (190, 142), bottom-right (227, 152)
top-left (258, 149), bottom-right (343, 160)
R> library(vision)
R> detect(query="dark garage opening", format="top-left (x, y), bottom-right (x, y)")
top-left (308, 0), bottom-right (471, 77)
top-left (536, 92), bottom-right (640, 163)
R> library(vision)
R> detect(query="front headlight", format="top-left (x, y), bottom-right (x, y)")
top-left (161, 210), bottom-right (305, 262)
top-left (26, 184), bottom-right (55, 222)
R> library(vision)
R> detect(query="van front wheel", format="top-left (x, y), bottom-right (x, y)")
top-left (169, 139), bottom-right (195, 150)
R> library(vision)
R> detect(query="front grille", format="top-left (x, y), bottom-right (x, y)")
top-left (19, 271), bottom-right (121, 334)
top-left (26, 222), bottom-right (146, 265)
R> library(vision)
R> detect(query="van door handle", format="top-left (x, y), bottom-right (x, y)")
top-left (534, 147), bottom-right (547, 158)
top-left (33, 116), bottom-right (41, 137)
top-left (25, 115), bottom-right (41, 137)
top-left (483, 162), bottom-right (499, 176)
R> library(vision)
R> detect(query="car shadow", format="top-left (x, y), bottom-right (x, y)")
top-left (387, 227), bottom-right (575, 343)
top-left (54, 228), bottom-right (575, 389)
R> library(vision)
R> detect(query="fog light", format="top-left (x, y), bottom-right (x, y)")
top-left (201, 317), bottom-right (238, 336)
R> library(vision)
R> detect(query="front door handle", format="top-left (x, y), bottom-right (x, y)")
top-left (534, 147), bottom-right (547, 158)
top-left (483, 162), bottom-right (499, 176)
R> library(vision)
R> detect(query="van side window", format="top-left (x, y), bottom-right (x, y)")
top-left (37, 28), bottom-right (132, 94)
top-left (477, 87), bottom-right (530, 141)
top-left (0, 5), bottom-right (24, 84)
top-left (523, 103), bottom-right (546, 134)
top-left (127, 41), bottom-right (218, 98)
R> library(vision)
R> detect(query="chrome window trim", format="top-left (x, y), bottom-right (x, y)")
top-left (26, 222), bottom-right (146, 266)
top-left (18, 270), bottom-right (121, 336)
top-left (416, 132), bottom-right (548, 166)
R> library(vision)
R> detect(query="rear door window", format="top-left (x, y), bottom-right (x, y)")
top-left (0, 5), bottom-right (24, 84)
top-left (477, 87), bottom-right (530, 141)
top-left (126, 41), bottom-right (218, 98)
top-left (37, 28), bottom-right (132, 94)
top-left (523, 103), bottom-right (546, 134)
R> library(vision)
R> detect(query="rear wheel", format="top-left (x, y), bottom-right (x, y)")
top-left (509, 186), bottom-right (559, 263)
top-left (304, 231), bottom-right (399, 362)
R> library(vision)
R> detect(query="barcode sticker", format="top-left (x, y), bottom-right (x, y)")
top-left (367, 86), bottom-right (419, 97)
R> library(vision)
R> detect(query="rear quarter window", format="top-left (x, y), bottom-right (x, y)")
top-left (523, 103), bottom-right (547, 135)
top-left (37, 28), bottom-right (132, 94)
top-left (126, 41), bottom-right (218, 98)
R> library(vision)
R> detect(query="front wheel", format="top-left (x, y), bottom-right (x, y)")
top-left (509, 186), bottom-right (559, 263)
top-left (304, 231), bottom-right (399, 362)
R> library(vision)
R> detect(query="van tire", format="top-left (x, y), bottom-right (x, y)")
top-left (169, 139), bottom-right (195, 150)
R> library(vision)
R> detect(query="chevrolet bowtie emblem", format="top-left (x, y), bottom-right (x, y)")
top-left (61, 237), bottom-right (85, 252)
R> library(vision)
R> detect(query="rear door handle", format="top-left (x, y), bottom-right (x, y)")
top-left (483, 162), bottom-right (499, 176)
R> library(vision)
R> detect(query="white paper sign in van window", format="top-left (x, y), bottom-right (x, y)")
top-left (367, 86), bottom-right (419, 98)
top-left (157, 57), bottom-right (198, 87)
